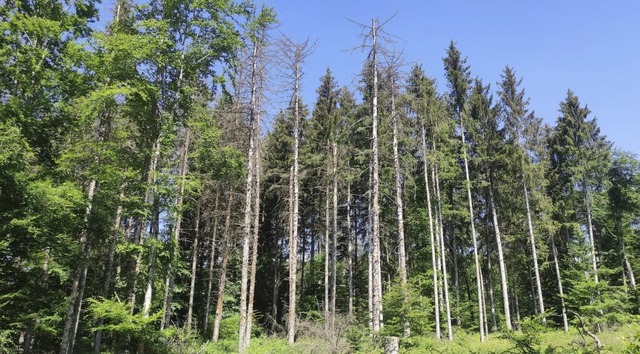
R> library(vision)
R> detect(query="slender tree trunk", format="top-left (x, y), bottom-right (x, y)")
top-left (421, 125), bottom-right (440, 339)
top-left (187, 201), bottom-right (202, 330)
top-left (391, 80), bottom-right (409, 337)
top-left (368, 165), bottom-right (374, 329)
top-left (94, 188), bottom-right (124, 354)
top-left (486, 249), bottom-right (497, 331)
top-left (347, 183), bottom-right (354, 319)
top-left (204, 190), bottom-right (221, 333)
top-left (523, 182), bottom-right (545, 320)
top-left (458, 113), bottom-right (485, 342)
top-left (583, 182), bottom-right (599, 283)
top-left (213, 193), bottom-right (233, 342)
top-left (624, 247), bottom-right (637, 291)
top-left (370, 17), bottom-right (383, 333)
top-left (551, 235), bottom-right (569, 332)
top-left (288, 55), bottom-right (302, 343)
top-left (162, 128), bottom-right (191, 329)
top-left (488, 183), bottom-right (512, 330)
top-left (60, 178), bottom-right (96, 354)
top-left (331, 142), bottom-right (338, 329)
top-left (135, 135), bottom-right (162, 317)
top-left (245, 148), bottom-right (261, 349)
top-left (433, 154), bottom-right (453, 340)
top-left (459, 114), bottom-right (485, 342)
top-left (238, 37), bottom-right (261, 354)
top-left (324, 184), bottom-right (330, 321)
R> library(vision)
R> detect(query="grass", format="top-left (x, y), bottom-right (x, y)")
top-left (172, 322), bottom-right (640, 354)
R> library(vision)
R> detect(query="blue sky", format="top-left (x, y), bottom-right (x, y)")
top-left (262, 0), bottom-right (640, 154)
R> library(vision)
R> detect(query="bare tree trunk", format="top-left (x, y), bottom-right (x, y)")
top-left (187, 200), bottom-right (202, 331)
top-left (370, 17), bottom-right (383, 333)
top-left (523, 182), bottom-right (545, 320)
top-left (136, 136), bottom-right (162, 315)
top-left (459, 114), bottom-right (485, 342)
top-left (420, 125), bottom-right (440, 339)
top-left (488, 184), bottom-right (512, 330)
top-left (390, 77), bottom-right (409, 337)
top-left (60, 178), bottom-right (96, 354)
top-left (324, 185), bottom-right (330, 321)
top-left (162, 128), bottom-right (191, 329)
top-left (94, 188), bottom-right (124, 354)
top-left (287, 47), bottom-right (302, 343)
top-left (551, 236), bottom-right (569, 332)
top-left (204, 190), bottom-right (221, 333)
top-left (486, 248), bottom-right (497, 331)
top-left (245, 148), bottom-right (261, 349)
top-left (347, 183), bottom-right (354, 319)
top-left (331, 142), bottom-right (338, 329)
top-left (583, 183), bottom-right (598, 283)
top-left (433, 153), bottom-right (453, 341)
top-left (213, 193), bottom-right (233, 342)
top-left (238, 39), bottom-right (260, 354)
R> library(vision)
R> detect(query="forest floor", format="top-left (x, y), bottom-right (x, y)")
top-left (198, 321), bottom-right (640, 354)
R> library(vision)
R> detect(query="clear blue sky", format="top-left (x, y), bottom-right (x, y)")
top-left (262, 0), bottom-right (640, 155)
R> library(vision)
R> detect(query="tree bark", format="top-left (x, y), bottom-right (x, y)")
top-left (186, 200), bottom-right (202, 331)
top-left (552, 235), bottom-right (569, 332)
top-left (287, 52), bottom-right (302, 343)
top-left (93, 188), bottom-right (124, 354)
top-left (245, 147), bottom-right (261, 349)
top-left (391, 77), bottom-right (409, 337)
top-left (370, 17), bottom-right (383, 333)
top-left (459, 112), bottom-right (485, 342)
top-left (421, 125), bottom-right (440, 339)
top-left (239, 30), bottom-right (263, 352)
top-left (488, 183), bottom-right (512, 330)
top-left (523, 182), bottom-right (545, 319)
top-left (213, 192), bottom-right (233, 342)
top-left (162, 128), bottom-right (191, 329)
top-left (433, 150), bottom-right (453, 340)
top-left (60, 178), bottom-right (96, 354)
top-left (347, 183), bottom-right (354, 319)
top-left (204, 189), bottom-right (221, 333)
top-left (331, 141), bottom-right (338, 329)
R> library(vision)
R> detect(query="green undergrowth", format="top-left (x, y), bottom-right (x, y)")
top-left (96, 320), bottom-right (640, 353)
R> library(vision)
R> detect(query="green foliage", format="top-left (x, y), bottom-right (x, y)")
top-left (87, 297), bottom-right (164, 351)
top-left (382, 275), bottom-right (433, 337)
top-left (500, 316), bottom-right (554, 354)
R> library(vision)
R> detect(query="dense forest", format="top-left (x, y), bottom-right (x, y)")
top-left (2, 1), bottom-right (640, 353)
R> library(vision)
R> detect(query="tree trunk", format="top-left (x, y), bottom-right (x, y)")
top-left (583, 182), bottom-right (599, 283)
top-left (459, 114), bottom-right (485, 342)
top-left (288, 55), bottom-right (301, 343)
top-left (421, 125), bottom-right (440, 339)
top-left (94, 188), bottom-right (124, 353)
top-left (370, 17), bottom-right (383, 333)
top-left (245, 148), bottom-right (261, 349)
top-left (551, 235), bottom-right (569, 332)
top-left (486, 250), bottom-right (497, 331)
top-left (213, 193), bottom-right (233, 342)
top-left (60, 178), bottom-right (96, 354)
top-left (347, 183), bottom-right (354, 319)
top-left (204, 190), bottom-right (221, 333)
top-left (331, 141), bottom-right (338, 329)
top-left (391, 80), bottom-right (409, 337)
top-left (238, 36), bottom-right (261, 354)
top-left (488, 183), bottom-right (512, 330)
top-left (523, 182), bottom-right (545, 320)
top-left (433, 153), bottom-right (453, 340)
top-left (162, 128), bottom-right (191, 329)
top-left (138, 137), bottom-right (163, 319)
top-left (186, 200), bottom-right (202, 331)
top-left (324, 184), bottom-right (331, 323)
